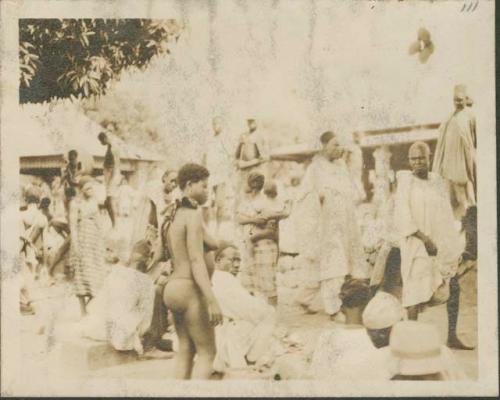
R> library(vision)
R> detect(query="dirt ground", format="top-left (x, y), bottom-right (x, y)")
top-left (17, 213), bottom-right (478, 382)
top-left (18, 263), bottom-right (478, 382)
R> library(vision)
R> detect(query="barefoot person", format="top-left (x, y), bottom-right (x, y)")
top-left (98, 132), bottom-right (121, 228)
top-left (163, 163), bottom-right (223, 380)
top-left (394, 142), bottom-right (473, 349)
top-left (236, 173), bottom-right (289, 305)
top-left (69, 176), bottom-right (109, 316)
top-left (295, 131), bottom-right (369, 319)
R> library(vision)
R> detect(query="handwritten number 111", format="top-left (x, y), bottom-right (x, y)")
top-left (461, 1), bottom-right (478, 12)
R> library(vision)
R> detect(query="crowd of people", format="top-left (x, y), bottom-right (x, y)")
top-left (18, 84), bottom-right (477, 380)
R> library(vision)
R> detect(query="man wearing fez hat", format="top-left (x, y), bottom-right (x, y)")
top-left (433, 84), bottom-right (477, 220)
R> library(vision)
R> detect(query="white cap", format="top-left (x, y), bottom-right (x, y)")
top-left (362, 291), bottom-right (405, 329)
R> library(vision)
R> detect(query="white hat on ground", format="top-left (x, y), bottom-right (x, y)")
top-left (389, 321), bottom-right (443, 376)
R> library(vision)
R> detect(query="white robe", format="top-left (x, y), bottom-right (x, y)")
top-left (296, 155), bottom-right (368, 281)
top-left (433, 108), bottom-right (476, 187)
top-left (433, 108), bottom-right (476, 218)
top-left (309, 327), bottom-right (391, 380)
top-left (212, 270), bottom-right (276, 370)
top-left (80, 265), bottom-right (155, 353)
top-left (394, 171), bottom-right (463, 307)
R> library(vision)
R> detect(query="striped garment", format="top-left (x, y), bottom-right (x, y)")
top-left (69, 209), bottom-right (109, 297)
top-left (252, 239), bottom-right (279, 298)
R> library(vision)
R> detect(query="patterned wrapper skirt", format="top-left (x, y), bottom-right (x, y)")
top-left (69, 216), bottom-right (108, 297)
top-left (252, 239), bottom-right (279, 298)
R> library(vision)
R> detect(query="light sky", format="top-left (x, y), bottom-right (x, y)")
top-left (28, 0), bottom-right (490, 166)
top-left (114, 0), bottom-right (493, 163)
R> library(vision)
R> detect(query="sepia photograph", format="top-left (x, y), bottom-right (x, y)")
top-left (0, 0), bottom-right (497, 397)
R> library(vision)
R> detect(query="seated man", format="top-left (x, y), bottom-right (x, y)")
top-left (211, 244), bottom-right (277, 373)
top-left (80, 240), bottom-right (155, 355)
top-left (308, 278), bottom-right (392, 380)
top-left (270, 281), bottom-right (401, 381)
top-left (362, 290), bottom-right (406, 349)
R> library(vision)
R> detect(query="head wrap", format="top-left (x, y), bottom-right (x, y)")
top-left (362, 291), bottom-right (405, 329)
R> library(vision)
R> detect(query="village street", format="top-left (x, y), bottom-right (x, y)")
top-left (19, 243), bottom-right (478, 383)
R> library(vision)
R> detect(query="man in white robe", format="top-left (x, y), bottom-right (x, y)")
top-left (295, 131), bottom-right (369, 318)
top-left (395, 142), bottom-right (472, 349)
top-left (211, 245), bottom-right (276, 373)
top-left (432, 84), bottom-right (476, 220)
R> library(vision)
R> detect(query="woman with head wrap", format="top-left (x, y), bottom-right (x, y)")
top-left (69, 175), bottom-right (110, 316)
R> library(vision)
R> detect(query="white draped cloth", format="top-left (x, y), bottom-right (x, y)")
top-left (80, 265), bottom-right (155, 354)
top-left (309, 327), bottom-right (391, 380)
top-left (212, 270), bottom-right (276, 371)
top-left (394, 171), bottom-right (463, 307)
top-left (433, 108), bottom-right (476, 218)
top-left (296, 155), bottom-right (368, 282)
top-left (433, 108), bottom-right (476, 188)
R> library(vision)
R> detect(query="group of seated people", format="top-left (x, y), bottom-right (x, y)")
top-left (75, 224), bottom-right (468, 381)
top-left (20, 138), bottom-right (476, 380)
top-left (77, 238), bottom-right (279, 374)
top-left (270, 274), bottom-right (466, 381)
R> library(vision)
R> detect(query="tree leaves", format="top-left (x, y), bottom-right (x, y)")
top-left (19, 41), bottom-right (40, 88)
top-left (19, 19), bottom-right (183, 103)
